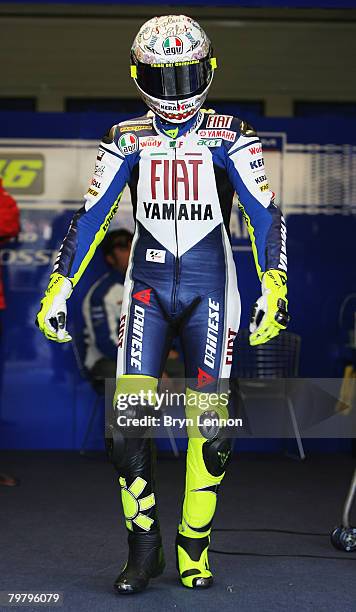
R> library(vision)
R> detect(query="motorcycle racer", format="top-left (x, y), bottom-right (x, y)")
top-left (36, 14), bottom-right (289, 593)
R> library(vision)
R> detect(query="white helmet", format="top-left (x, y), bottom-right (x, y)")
top-left (130, 15), bottom-right (217, 124)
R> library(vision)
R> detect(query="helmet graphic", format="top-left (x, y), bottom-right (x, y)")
top-left (130, 15), bottom-right (217, 124)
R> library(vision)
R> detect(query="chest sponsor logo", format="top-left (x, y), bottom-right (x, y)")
top-left (255, 174), bottom-right (267, 184)
top-left (198, 129), bottom-right (236, 142)
top-left (197, 138), bottom-right (222, 147)
top-left (119, 133), bottom-right (138, 155)
top-left (250, 158), bottom-right (264, 170)
top-left (146, 249), bottom-right (166, 264)
top-left (249, 144), bottom-right (262, 155)
top-left (88, 187), bottom-right (98, 197)
top-left (151, 158), bottom-right (202, 201)
top-left (163, 36), bottom-right (183, 55)
top-left (204, 298), bottom-right (220, 370)
top-left (139, 136), bottom-right (163, 148)
top-left (168, 140), bottom-right (183, 149)
top-left (259, 183), bottom-right (269, 192)
top-left (143, 201), bottom-right (213, 221)
top-left (206, 114), bottom-right (233, 129)
top-left (0, 154), bottom-right (44, 195)
top-left (91, 178), bottom-right (101, 188)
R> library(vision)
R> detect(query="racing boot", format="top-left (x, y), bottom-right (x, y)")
top-left (114, 530), bottom-right (165, 594)
top-left (175, 532), bottom-right (213, 588)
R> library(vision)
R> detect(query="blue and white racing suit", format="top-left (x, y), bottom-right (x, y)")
top-left (55, 110), bottom-right (287, 389)
top-left (54, 110), bottom-right (287, 537)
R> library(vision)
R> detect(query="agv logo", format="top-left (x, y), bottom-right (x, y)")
top-left (163, 36), bottom-right (183, 55)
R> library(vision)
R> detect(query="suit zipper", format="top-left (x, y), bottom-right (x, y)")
top-left (172, 146), bottom-right (180, 312)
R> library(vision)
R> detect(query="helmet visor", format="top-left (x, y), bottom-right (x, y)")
top-left (132, 57), bottom-right (213, 100)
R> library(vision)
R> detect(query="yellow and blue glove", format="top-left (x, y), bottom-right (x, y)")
top-left (36, 273), bottom-right (73, 343)
top-left (249, 269), bottom-right (290, 346)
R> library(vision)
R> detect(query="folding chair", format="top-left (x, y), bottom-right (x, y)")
top-left (233, 329), bottom-right (305, 460)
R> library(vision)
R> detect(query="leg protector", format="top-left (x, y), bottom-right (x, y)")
top-left (176, 387), bottom-right (232, 588)
top-left (108, 375), bottom-right (160, 534)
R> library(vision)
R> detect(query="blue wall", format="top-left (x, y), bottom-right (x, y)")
top-left (0, 110), bottom-right (355, 450)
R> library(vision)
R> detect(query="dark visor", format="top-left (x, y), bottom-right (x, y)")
top-left (132, 56), bottom-right (213, 100)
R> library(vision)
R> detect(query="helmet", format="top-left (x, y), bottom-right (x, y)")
top-left (130, 15), bottom-right (217, 124)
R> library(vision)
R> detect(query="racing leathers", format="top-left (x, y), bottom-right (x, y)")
top-left (45, 109), bottom-right (288, 587)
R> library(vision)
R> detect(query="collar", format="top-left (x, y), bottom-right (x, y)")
top-left (153, 112), bottom-right (203, 139)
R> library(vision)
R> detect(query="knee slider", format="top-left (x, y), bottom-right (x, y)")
top-left (202, 436), bottom-right (233, 477)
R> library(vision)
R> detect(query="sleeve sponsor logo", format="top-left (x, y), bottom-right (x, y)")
top-left (145, 248), bottom-right (166, 263)
top-left (250, 158), bottom-right (264, 170)
top-left (206, 114), bottom-right (233, 129)
top-left (91, 178), bottom-right (101, 189)
top-left (88, 187), bottom-right (98, 197)
top-left (248, 144), bottom-right (262, 155)
top-left (255, 174), bottom-right (267, 184)
top-left (97, 148), bottom-right (105, 161)
top-left (119, 133), bottom-right (138, 155)
top-left (0, 154), bottom-right (44, 195)
top-left (94, 163), bottom-right (106, 177)
top-left (197, 129), bottom-right (236, 142)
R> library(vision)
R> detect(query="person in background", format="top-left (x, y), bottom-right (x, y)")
top-left (83, 228), bottom-right (184, 385)
top-left (0, 178), bottom-right (20, 487)
top-left (83, 229), bottom-right (133, 382)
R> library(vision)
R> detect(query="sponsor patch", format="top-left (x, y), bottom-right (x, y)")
top-left (94, 164), bottom-right (105, 178)
top-left (97, 148), bottom-right (105, 161)
top-left (259, 183), bottom-right (269, 192)
top-left (146, 249), bottom-right (166, 264)
top-left (249, 144), bottom-right (262, 155)
top-left (250, 158), bottom-right (264, 171)
top-left (197, 138), bottom-right (222, 147)
top-left (255, 174), bottom-right (267, 184)
top-left (139, 136), bottom-right (163, 148)
top-left (119, 133), bottom-right (138, 155)
top-left (121, 125), bottom-right (150, 132)
top-left (88, 187), bottom-right (98, 197)
top-left (206, 114), bottom-right (233, 129)
top-left (225, 328), bottom-right (237, 366)
top-left (197, 129), bottom-right (236, 143)
top-left (91, 178), bottom-right (101, 188)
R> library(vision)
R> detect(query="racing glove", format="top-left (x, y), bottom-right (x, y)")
top-left (249, 269), bottom-right (290, 346)
top-left (36, 273), bottom-right (73, 343)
